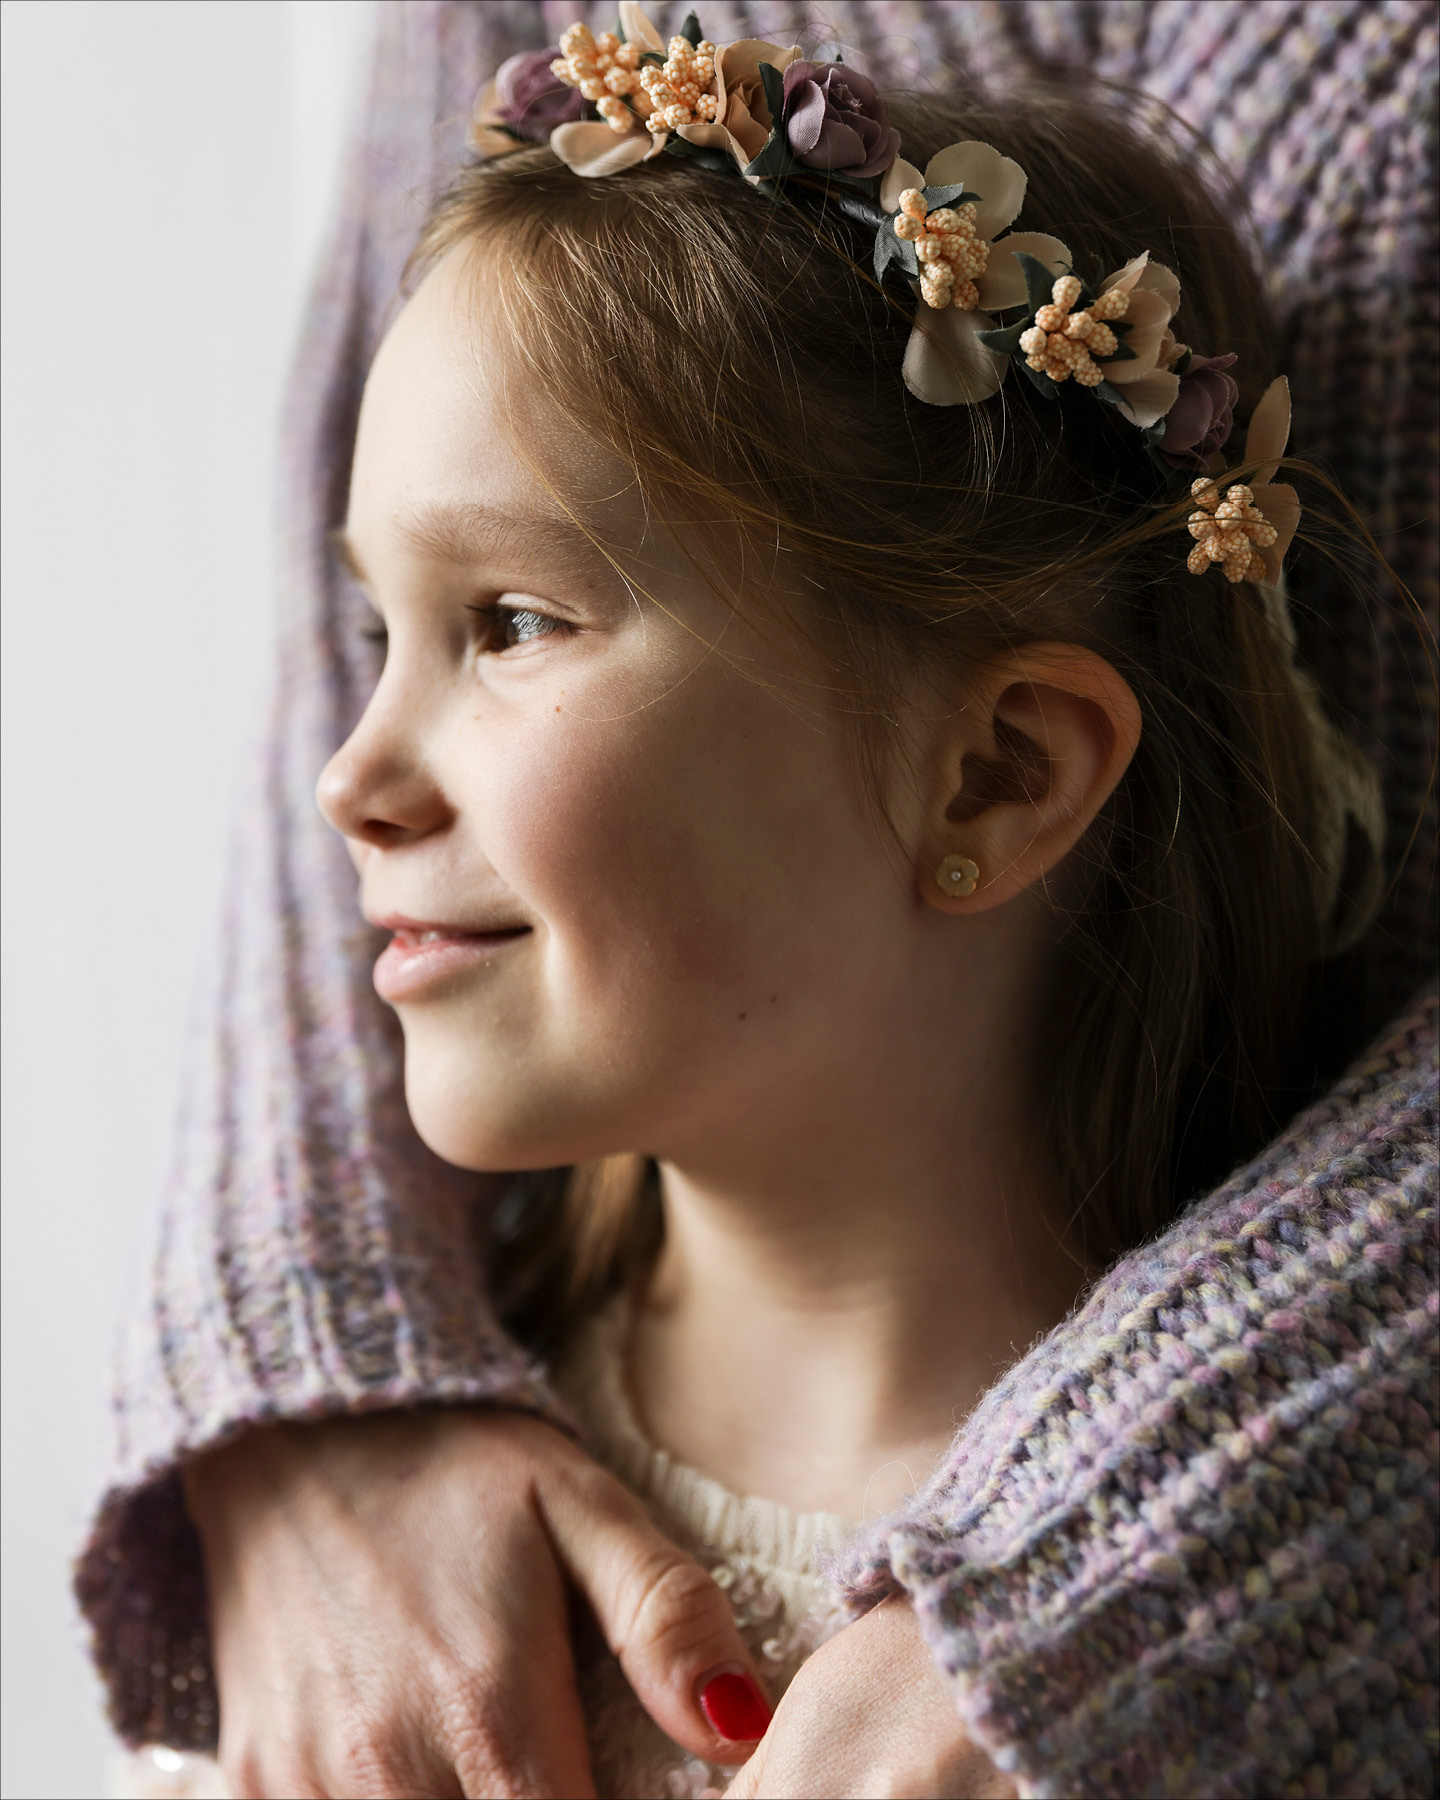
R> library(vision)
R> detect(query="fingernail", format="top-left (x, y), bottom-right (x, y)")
top-left (699, 1669), bottom-right (772, 1742)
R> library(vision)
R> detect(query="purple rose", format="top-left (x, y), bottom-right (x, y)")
top-left (780, 61), bottom-right (900, 181)
top-left (1159, 352), bottom-right (1240, 470)
top-left (492, 49), bottom-right (585, 140)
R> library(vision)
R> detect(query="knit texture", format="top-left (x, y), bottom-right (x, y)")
top-left (840, 987), bottom-right (1438, 1799)
top-left (73, 4), bottom-right (1439, 1790)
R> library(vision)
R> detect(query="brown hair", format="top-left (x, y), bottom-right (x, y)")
top-left (413, 76), bottom-right (1373, 1345)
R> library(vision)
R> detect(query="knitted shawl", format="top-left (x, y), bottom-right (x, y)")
top-left (75, 6), bottom-right (1439, 1796)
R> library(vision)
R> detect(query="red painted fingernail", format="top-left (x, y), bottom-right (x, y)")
top-left (699, 1670), bottom-right (772, 1742)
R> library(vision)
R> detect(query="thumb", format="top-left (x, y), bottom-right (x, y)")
top-left (538, 1460), bottom-right (774, 1766)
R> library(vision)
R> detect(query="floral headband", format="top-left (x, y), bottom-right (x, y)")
top-left (470, 3), bottom-right (1300, 587)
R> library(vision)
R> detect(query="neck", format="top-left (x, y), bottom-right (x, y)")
top-left (629, 960), bottom-right (1089, 1518)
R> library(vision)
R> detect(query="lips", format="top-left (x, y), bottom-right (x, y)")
top-left (369, 913), bottom-right (531, 1002)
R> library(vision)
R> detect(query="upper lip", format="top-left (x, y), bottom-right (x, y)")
top-left (366, 911), bottom-right (529, 936)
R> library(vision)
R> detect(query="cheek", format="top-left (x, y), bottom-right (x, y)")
top-left (468, 677), bottom-right (849, 1009)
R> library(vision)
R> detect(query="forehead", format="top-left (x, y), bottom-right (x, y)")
top-left (349, 245), bottom-right (632, 539)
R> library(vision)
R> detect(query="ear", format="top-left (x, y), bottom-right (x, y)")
top-left (920, 644), bottom-right (1142, 914)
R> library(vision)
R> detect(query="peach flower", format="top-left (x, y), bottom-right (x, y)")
top-left (1182, 378), bottom-right (1300, 586)
top-left (668, 35), bottom-right (804, 170)
top-left (1237, 375), bottom-right (1300, 584)
top-left (1091, 251), bottom-right (1183, 428)
top-left (549, 2), bottom-right (667, 177)
top-left (878, 141), bottom-right (1071, 406)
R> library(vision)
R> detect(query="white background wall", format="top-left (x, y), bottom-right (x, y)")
top-left (1, 5), bottom-right (377, 1794)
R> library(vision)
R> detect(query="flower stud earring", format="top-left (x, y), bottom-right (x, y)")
top-left (936, 853), bottom-right (980, 897)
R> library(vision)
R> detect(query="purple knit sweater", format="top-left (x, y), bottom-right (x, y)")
top-left (75, 6), bottom-right (1439, 1796)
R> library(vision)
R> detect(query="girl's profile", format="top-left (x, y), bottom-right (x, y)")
top-left (80, 6), bottom-right (1436, 1799)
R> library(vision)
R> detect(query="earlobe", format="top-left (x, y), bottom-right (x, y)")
top-left (922, 644), bottom-right (1141, 915)
top-left (934, 854), bottom-right (980, 898)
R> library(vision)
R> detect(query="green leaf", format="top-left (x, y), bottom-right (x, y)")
top-left (663, 137), bottom-right (733, 174)
top-left (758, 58), bottom-right (788, 130)
top-left (920, 183), bottom-right (980, 210)
top-left (744, 126), bottom-right (794, 183)
top-left (823, 169), bottom-right (882, 199)
top-left (1095, 340), bottom-right (1138, 364)
top-left (975, 320), bottom-right (1030, 355)
top-left (824, 188), bottom-right (887, 231)
top-left (679, 11), bottom-right (703, 46)
top-left (1093, 379), bottom-right (1127, 410)
top-left (639, 50), bottom-right (665, 67)
top-left (873, 219), bottom-right (918, 282)
top-left (1016, 359), bottom-right (1060, 400)
top-left (1014, 251), bottom-right (1063, 317)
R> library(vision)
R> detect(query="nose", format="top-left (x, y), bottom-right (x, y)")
top-left (316, 694), bottom-right (450, 849)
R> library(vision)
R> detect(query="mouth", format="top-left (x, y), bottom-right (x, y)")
top-left (369, 914), bottom-right (531, 1002)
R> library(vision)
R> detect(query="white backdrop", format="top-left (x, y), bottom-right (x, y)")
top-left (1, 5), bottom-right (377, 1794)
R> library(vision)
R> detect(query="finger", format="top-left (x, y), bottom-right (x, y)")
top-left (222, 1749), bottom-right (328, 1800)
top-left (721, 1748), bottom-right (765, 1799)
top-left (538, 1465), bottom-right (774, 1766)
top-left (436, 1658), bottom-right (598, 1800)
top-left (322, 1737), bottom-right (464, 1800)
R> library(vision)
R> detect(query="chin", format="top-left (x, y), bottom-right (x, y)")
top-left (402, 1060), bottom-right (525, 1172)
top-left (399, 1026), bottom-right (595, 1174)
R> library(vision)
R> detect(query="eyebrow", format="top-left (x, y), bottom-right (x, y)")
top-left (331, 501), bottom-right (601, 587)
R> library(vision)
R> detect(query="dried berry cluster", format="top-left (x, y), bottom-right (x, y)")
top-left (1186, 481), bottom-right (1278, 583)
top-left (893, 190), bottom-right (989, 311)
top-left (1018, 275), bottom-right (1130, 387)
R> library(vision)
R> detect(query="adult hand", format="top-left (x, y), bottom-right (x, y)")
top-left (182, 1409), bottom-right (771, 1799)
top-left (723, 1597), bottom-right (1017, 1800)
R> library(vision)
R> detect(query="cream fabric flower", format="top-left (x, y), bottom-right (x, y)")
top-left (671, 36), bottom-right (803, 171)
top-left (550, 2), bottom-right (666, 176)
top-left (549, 119), bottom-right (658, 175)
top-left (1239, 375), bottom-right (1300, 584)
top-left (879, 141), bottom-right (1071, 406)
top-left (1093, 252), bottom-right (1183, 428)
top-left (548, 8), bottom-right (802, 180)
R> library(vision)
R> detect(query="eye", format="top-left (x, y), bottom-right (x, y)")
top-left (468, 597), bottom-right (565, 654)
top-left (498, 605), bottom-right (559, 649)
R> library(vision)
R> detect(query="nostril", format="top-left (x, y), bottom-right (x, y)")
top-left (315, 721), bottom-right (451, 845)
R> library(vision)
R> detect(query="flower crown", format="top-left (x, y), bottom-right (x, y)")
top-left (470, 3), bottom-right (1301, 586)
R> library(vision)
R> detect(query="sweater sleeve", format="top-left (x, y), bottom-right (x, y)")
top-left (70, 0), bottom-right (570, 1752)
top-left (837, 989), bottom-right (1439, 1799)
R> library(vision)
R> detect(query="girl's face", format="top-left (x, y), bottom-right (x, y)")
top-left (320, 247), bottom-right (936, 1173)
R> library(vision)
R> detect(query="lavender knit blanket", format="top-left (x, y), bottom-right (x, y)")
top-left (75, 7), bottom-right (1438, 1795)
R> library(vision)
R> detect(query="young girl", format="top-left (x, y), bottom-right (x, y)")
top-left (95, 6), bottom-right (1437, 1798)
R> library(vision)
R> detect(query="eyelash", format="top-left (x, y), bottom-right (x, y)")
top-left (465, 601), bottom-right (563, 651)
top-left (359, 602), bottom-right (563, 654)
